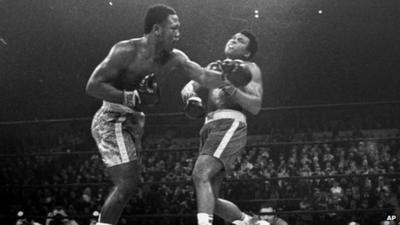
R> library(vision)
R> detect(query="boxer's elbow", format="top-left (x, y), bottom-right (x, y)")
top-left (85, 80), bottom-right (99, 98)
top-left (85, 81), bottom-right (93, 96)
top-left (248, 105), bottom-right (261, 115)
top-left (254, 105), bottom-right (262, 115)
top-left (248, 100), bottom-right (262, 115)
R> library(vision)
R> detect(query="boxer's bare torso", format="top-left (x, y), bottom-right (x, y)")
top-left (97, 38), bottom-right (184, 92)
top-left (207, 61), bottom-right (260, 112)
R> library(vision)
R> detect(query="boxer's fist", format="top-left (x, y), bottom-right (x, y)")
top-left (221, 59), bottom-right (252, 87)
top-left (138, 73), bottom-right (160, 106)
top-left (181, 83), bottom-right (197, 103)
top-left (184, 96), bottom-right (206, 120)
top-left (207, 60), bottom-right (223, 72)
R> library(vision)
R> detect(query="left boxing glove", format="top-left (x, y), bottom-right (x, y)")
top-left (207, 60), bottom-right (223, 72)
top-left (221, 59), bottom-right (252, 87)
top-left (138, 73), bottom-right (160, 106)
top-left (184, 96), bottom-right (206, 120)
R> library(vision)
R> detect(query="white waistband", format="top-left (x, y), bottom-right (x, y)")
top-left (205, 109), bottom-right (246, 124)
top-left (101, 101), bottom-right (144, 116)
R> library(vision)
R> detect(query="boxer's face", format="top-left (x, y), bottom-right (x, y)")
top-left (224, 33), bottom-right (251, 59)
top-left (158, 14), bottom-right (180, 52)
top-left (259, 207), bottom-right (275, 223)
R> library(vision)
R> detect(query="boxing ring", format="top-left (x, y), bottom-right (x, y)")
top-left (1, 100), bottom-right (400, 225)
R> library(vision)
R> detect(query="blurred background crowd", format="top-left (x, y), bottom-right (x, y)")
top-left (1, 106), bottom-right (399, 225)
top-left (2, 0), bottom-right (400, 224)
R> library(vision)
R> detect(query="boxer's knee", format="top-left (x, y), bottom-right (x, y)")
top-left (112, 181), bottom-right (137, 203)
top-left (108, 160), bottom-right (141, 180)
top-left (192, 165), bottom-right (210, 186)
top-left (192, 155), bottom-right (222, 186)
top-left (120, 176), bottom-right (139, 193)
top-left (107, 162), bottom-right (140, 198)
top-left (192, 168), bottom-right (211, 185)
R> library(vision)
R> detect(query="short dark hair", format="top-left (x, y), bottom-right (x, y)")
top-left (144, 4), bottom-right (177, 34)
top-left (240, 30), bottom-right (258, 59)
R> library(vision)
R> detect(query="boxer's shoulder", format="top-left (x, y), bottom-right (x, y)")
top-left (106, 39), bottom-right (142, 67)
top-left (171, 48), bottom-right (189, 62)
top-left (248, 61), bottom-right (260, 70)
top-left (236, 60), bottom-right (259, 72)
top-left (240, 60), bottom-right (261, 81)
top-left (156, 48), bottom-right (190, 70)
top-left (112, 39), bottom-right (139, 55)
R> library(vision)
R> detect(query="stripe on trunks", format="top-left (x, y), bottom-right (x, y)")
top-left (213, 119), bottom-right (240, 158)
top-left (115, 116), bottom-right (129, 163)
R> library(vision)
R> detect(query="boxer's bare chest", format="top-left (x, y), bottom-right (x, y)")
top-left (116, 53), bottom-right (173, 90)
top-left (208, 88), bottom-right (239, 111)
top-left (205, 62), bottom-right (241, 111)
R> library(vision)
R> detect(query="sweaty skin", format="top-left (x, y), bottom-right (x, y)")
top-left (86, 38), bottom-right (226, 105)
top-left (85, 12), bottom-right (230, 225)
top-left (185, 60), bottom-right (262, 115)
top-left (207, 61), bottom-right (262, 113)
top-left (182, 32), bottom-right (263, 115)
top-left (86, 14), bottom-right (228, 106)
top-left (181, 32), bottom-right (263, 225)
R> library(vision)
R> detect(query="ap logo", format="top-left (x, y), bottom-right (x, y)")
top-left (387, 215), bottom-right (396, 221)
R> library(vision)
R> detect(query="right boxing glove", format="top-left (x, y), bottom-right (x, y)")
top-left (137, 73), bottom-right (160, 106)
top-left (220, 59), bottom-right (252, 87)
top-left (123, 73), bottom-right (160, 109)
top-left (184, 96), bottom-right (206, 120)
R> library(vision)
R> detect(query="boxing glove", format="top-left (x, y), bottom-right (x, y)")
top-left (137, 73), bottom-right (160, 106)
top-left (220, 59), bottom-right (252, 87)
top-left (207, 60), bottom-right (223, 72)
top-left (184, 96), bottom-right (206, 119)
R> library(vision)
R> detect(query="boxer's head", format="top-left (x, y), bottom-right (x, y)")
top-left (145, 4), bottom-right (180, 51)
top-left (225, 30), bottom-right (258, 60)
top-left (259, 202), bottom-right (276, 223)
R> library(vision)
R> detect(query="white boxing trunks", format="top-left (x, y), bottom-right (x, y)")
top-left (91, 101), bottom-right (145, 167)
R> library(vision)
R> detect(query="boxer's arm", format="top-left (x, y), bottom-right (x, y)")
top-left (85, 41), bottom-right (130, 104)
top-left (172, 49), bottom-right (226, 89)
top-left (227, 63), bottom-right (263, 115)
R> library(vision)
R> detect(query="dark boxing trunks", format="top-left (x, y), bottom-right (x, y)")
top-left (199, 109), bottom-right (247, 171)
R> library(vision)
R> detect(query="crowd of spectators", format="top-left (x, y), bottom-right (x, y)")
top-left (1, 110), bottom-right (400, 225)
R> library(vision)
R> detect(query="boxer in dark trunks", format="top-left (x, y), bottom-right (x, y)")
top-left (181, 30), bottom-right (263, 225)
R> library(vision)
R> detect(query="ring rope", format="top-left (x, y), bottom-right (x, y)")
top-left (1, 173), bottom-right (398, 189)
top-left (1, 137), bottom-right (398, 158)
top-left (237, 198), bottom-right (302, 203)
top-left (1, 100), bottom-right (399, 125)
top-left (2, 101), bottom-right (398, 222)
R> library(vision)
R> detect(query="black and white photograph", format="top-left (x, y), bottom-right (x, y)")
top-left (1, 0), bottom-right (399, 225)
